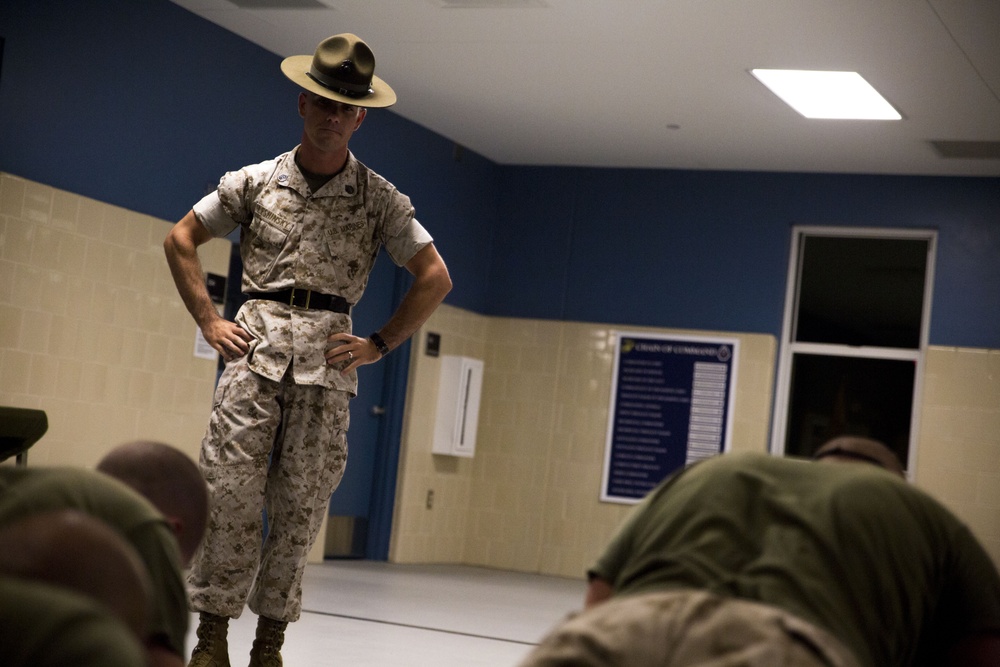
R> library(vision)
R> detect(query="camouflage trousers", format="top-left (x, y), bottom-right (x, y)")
top-left (187, 358), bottom-right (350, 623)
top-left (518, 590), bottom-right (861, 667)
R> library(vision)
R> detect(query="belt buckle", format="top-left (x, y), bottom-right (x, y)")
top-left (289, 288), bottom-right (311, 309)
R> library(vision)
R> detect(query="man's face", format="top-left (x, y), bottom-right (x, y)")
top-left (298, 92), bottom-right (367, 154)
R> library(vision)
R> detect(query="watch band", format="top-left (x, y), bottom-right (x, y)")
top-left (369, 332), bottom-right (390, 357)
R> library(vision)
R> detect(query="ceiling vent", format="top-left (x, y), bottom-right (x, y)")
top-left (929, 141), bottom-right (1000, 160)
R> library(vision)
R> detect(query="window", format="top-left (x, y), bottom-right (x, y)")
top-left (771, 227), bottom-right (936, 473)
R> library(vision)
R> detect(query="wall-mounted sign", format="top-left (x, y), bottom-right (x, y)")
top-left (601, 332), bottom-right (739, 503)
top-left (193, 327), bottom-right (218, 361)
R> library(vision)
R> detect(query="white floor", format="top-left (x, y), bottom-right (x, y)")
top-left (185, 560), bottom-right (585, 667)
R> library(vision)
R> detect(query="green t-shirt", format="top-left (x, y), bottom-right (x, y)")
top-left (590, 452), bottom-right (1000, 667)
top-left (0, 576), bottom-right (146, 667)
top-left (0, 467), bottom-right (189, 658)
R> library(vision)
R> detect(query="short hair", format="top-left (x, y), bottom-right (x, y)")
top-left (0, 509), bottom-right (152, 639)
top-left (97, 440), bottom-right (208, 564)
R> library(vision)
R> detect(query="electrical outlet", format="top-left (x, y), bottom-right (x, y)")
top-left (426, 489), bottom-right (435, 509)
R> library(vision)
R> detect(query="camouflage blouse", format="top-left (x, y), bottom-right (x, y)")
top-left (193, 147), bottom-right (432, 394)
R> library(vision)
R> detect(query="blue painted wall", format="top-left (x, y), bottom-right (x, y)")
top-left (0, 0), bottom-right (498, 313)
top-left (1, 1), bottom-right (301, 219)
top-left (3, 1), bottom-right (998, 348)
top-left (489, 168), bottom-right (1000, 347)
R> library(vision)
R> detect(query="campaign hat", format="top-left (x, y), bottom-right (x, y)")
top-left (281, 33), bottom-right (396, 108)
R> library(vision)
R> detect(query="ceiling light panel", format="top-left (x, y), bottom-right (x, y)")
top-left (751, 69), bottom-right (902, 120)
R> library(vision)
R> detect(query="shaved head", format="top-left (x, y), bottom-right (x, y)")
top-left (0, 509), bottom-right (152, 638)
top-left (97, 440), bottom-right (209, 565)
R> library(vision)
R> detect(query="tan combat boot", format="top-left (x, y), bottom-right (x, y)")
top-left (188, 612), bottom-right (231, 667)
top-left (247, 615), bottom-right (287, 667)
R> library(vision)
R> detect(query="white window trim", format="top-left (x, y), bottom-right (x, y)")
top-left (769, 225), bottom-right (937, 478)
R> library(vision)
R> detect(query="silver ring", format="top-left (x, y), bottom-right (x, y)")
top-left (348, 351), bottom-right (353, 360)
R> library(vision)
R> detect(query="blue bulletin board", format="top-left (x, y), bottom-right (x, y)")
top-left (601, 332), bottom-right (739, 503)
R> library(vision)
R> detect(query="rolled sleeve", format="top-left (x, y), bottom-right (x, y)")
top-left (384, 216), bottom-right (433, 267)
top-left (192, 190), bottom-right (239, 238)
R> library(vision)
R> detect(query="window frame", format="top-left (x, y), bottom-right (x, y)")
top-left (769, 226), bottom-right (937, 476)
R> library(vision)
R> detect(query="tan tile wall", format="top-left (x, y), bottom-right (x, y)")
top-left (6, 176), bottom-right (996, 576)
top-left (390, 304), bottom-right (488, 562)
top-left (392, 307), bottom-right (1000, 577)
top-left (391, 304), bottom-right (778, 577)
top-left (0, 173), bottom-right (228, 468)
top-left (916, 346), bottom-right (1000, 565)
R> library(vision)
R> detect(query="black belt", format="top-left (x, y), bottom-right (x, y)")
top-left (245, 288), bottom-right (351, 314)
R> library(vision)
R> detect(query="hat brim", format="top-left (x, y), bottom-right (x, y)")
top-left (281, 55), bottom-right (396, 108)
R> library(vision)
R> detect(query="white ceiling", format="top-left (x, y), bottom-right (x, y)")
top-left (170, 0), bottom-right (1000, 176)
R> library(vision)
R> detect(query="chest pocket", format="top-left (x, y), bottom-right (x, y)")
top-left (243, 205), bottom-right (293, 283)
top-left (324, 213), bottom-right (378, 282)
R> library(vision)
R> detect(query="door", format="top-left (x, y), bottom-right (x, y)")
top-left (326, 255), bottom-right (404, 559)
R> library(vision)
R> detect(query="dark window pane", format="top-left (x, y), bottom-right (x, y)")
top-left (785, 353), bottom-right (914, 467)
top-left (795, 236), bottom-right (927, 348)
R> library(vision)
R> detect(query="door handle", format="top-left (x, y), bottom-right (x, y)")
top-left (371, 405), bottom-right (386, 416)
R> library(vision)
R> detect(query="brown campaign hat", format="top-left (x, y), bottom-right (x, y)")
top-left (281, 33), bottom-right (396, 108)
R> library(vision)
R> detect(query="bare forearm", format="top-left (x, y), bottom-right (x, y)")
top-left (377, 245), bottom-right (452, 352)
top-left (163, 212), bottom-right (221, 330)
top-left (328, 244), bottom-right (450, 372)
top-left (164, 212), bottom-right (252, 361)
top-left (379, 274), bottom-right (451, 350)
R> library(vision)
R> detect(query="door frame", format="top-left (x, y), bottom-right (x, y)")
top-left (365, 263), bottom-right (415, 560)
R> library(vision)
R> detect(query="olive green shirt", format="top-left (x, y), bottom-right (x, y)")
top-left (0, 467), bottom-right (188, 658)
top-left (590, 452), bottom-right (1000, 667)
top-left (0, 576), bottom-right (145, 667)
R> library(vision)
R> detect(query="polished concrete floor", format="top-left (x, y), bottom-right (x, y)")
top-left (185, 560), bottom-right (585, 666)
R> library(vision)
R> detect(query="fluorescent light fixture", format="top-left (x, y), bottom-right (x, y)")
top-left (751, 69), bottom-right (902, 120)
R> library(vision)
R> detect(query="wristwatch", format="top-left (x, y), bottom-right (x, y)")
top-left (369, 332), bottom-right (390, 357)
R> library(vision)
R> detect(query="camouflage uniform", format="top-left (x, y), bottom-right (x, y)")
top-left (186, 146), bottom-right (432, 622)
top-left (519, 590), bottom-right (860, 667)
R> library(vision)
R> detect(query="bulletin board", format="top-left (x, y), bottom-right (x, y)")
top-left (601, 332), bottom-right (739, 503)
